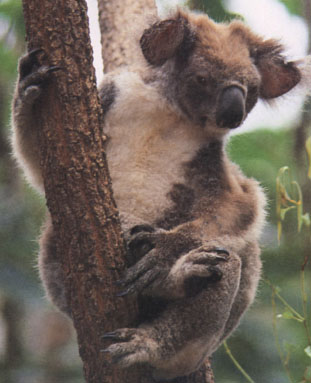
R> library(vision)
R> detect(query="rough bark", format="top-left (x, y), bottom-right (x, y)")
top-left (21, 0), bottom-right (140, 382)
top-left (21, 0), bottom-right (214, 381)
top-left (97, 0), bottom-right (157, 72)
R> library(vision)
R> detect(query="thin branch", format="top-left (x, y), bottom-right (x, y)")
top-left (97, 0), bottom-right (157, 73)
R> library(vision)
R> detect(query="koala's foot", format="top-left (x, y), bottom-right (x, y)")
top-left (16, 49), bottom-right (61, 109)
top-left (167, 246), bottom-right (230, 297)
top-left (102, 327), bottom-right (159, 367)
top-left (171, 246), bottom-right (229, 280)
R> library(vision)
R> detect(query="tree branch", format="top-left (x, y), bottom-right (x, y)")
top-left (97, 0), bottom-right (157, 72)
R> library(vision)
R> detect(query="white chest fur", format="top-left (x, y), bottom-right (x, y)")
top-left (103, 72), bottom-right (204, 230)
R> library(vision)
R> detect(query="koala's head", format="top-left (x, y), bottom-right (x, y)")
top-left (140, 10), bottom-right (302, 130)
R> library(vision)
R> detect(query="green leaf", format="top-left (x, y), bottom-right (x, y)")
top-left (291, 181), bottom-right (303, 232)
top-left (281, 310), bottom-right (295, 320)
top-left (305, 346), bottom-right (311, 359)
top-left (278, 310), bottom-right (304, 322)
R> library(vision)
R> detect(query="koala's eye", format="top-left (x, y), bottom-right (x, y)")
top-left (196, 76), bottom-right (208, 86)
top-left (249, 51), bottom-right (259, 65)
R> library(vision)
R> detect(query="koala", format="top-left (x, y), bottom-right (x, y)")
top-left (12, 8), bottom-right (311, 381)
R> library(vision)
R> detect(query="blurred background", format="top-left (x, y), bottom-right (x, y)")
top-left (0, 0), bottom-right (310, 382)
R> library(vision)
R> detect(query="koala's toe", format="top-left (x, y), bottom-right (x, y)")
top-left (18, 48), bottom-right (44, 79)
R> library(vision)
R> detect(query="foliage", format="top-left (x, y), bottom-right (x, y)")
top-left (270, 141), bottom-right (311, 383)
top-left (212, 129), bottom-right (311, 383)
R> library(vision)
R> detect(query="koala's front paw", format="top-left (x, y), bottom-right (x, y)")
top-left (125, 224), bottom-right (157, 267)
top-left (16, 49), bottom-right (60, 109)
top-left (116, 247), bottom-right (166, 297)
top-left (102, 327), bottom-right (158, 367)
top-left (168, 246), bottom-right (230, 297)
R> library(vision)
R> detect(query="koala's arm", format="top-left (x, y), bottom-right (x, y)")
top-left (11, 50), bottom-right (46, 192)
top-left (12, 50), bottom-right (117, 193)
top-left (11, 50), bottom-right (120, 316)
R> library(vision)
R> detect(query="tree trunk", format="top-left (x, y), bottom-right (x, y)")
top-left (21, 0), bottom-right (140, 381)
top-left (21, 0), bottom-right (214, 381)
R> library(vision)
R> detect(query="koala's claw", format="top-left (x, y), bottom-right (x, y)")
top-left (102, 328), bottom-right (137, 341)
top-left (128, 231), bottom-right (156, 259)
top-left (19, 48), bottom-right (44, 79)
top-left (117, 260), bottom-right (163, 296)
top-left (129, 224), bottom-right (155, 236)
top-left (210, 247), bottom-right (230, 257)
top-left (124, 226), bottom-right (161, 267)
top-left (193, 247), bottom-right (230, 265)
top-left (20, 65), bottom-right (60, 90)
top-left (102, 332), bottom-right (118, 339)
top-left (46, 65), bottom-right (63, 74)
top-left (28, 48), bottom-right (45, 56)
top-left (116, 288), bottom-right (131, 297)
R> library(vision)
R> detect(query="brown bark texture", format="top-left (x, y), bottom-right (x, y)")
top-left (97, 0), bottom-right (157, 72)
top-left (21, 0), bottom-right (141, 382)
top-left (21, 0), bottom-right (215, 381)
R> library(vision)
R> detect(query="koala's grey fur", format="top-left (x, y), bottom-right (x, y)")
top-left (11, 8), bottom-right (311, 381)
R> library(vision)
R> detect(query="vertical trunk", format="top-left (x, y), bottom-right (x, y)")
top-left (21, 0), bottom-right (140, 381)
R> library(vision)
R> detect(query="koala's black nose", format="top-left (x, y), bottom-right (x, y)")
top-left (216, 86), bottom-right (245, 129)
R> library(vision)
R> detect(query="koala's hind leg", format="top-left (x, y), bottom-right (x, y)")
top-left (38, 215), bottom-right (70, 316)
top-left (102, 254), bottom-right (241, 380)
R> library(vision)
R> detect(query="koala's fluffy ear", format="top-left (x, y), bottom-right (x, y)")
top-left (140, 15), bottom-right (194, 66)
top-left (253, 41), bottom-right (301, 99)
